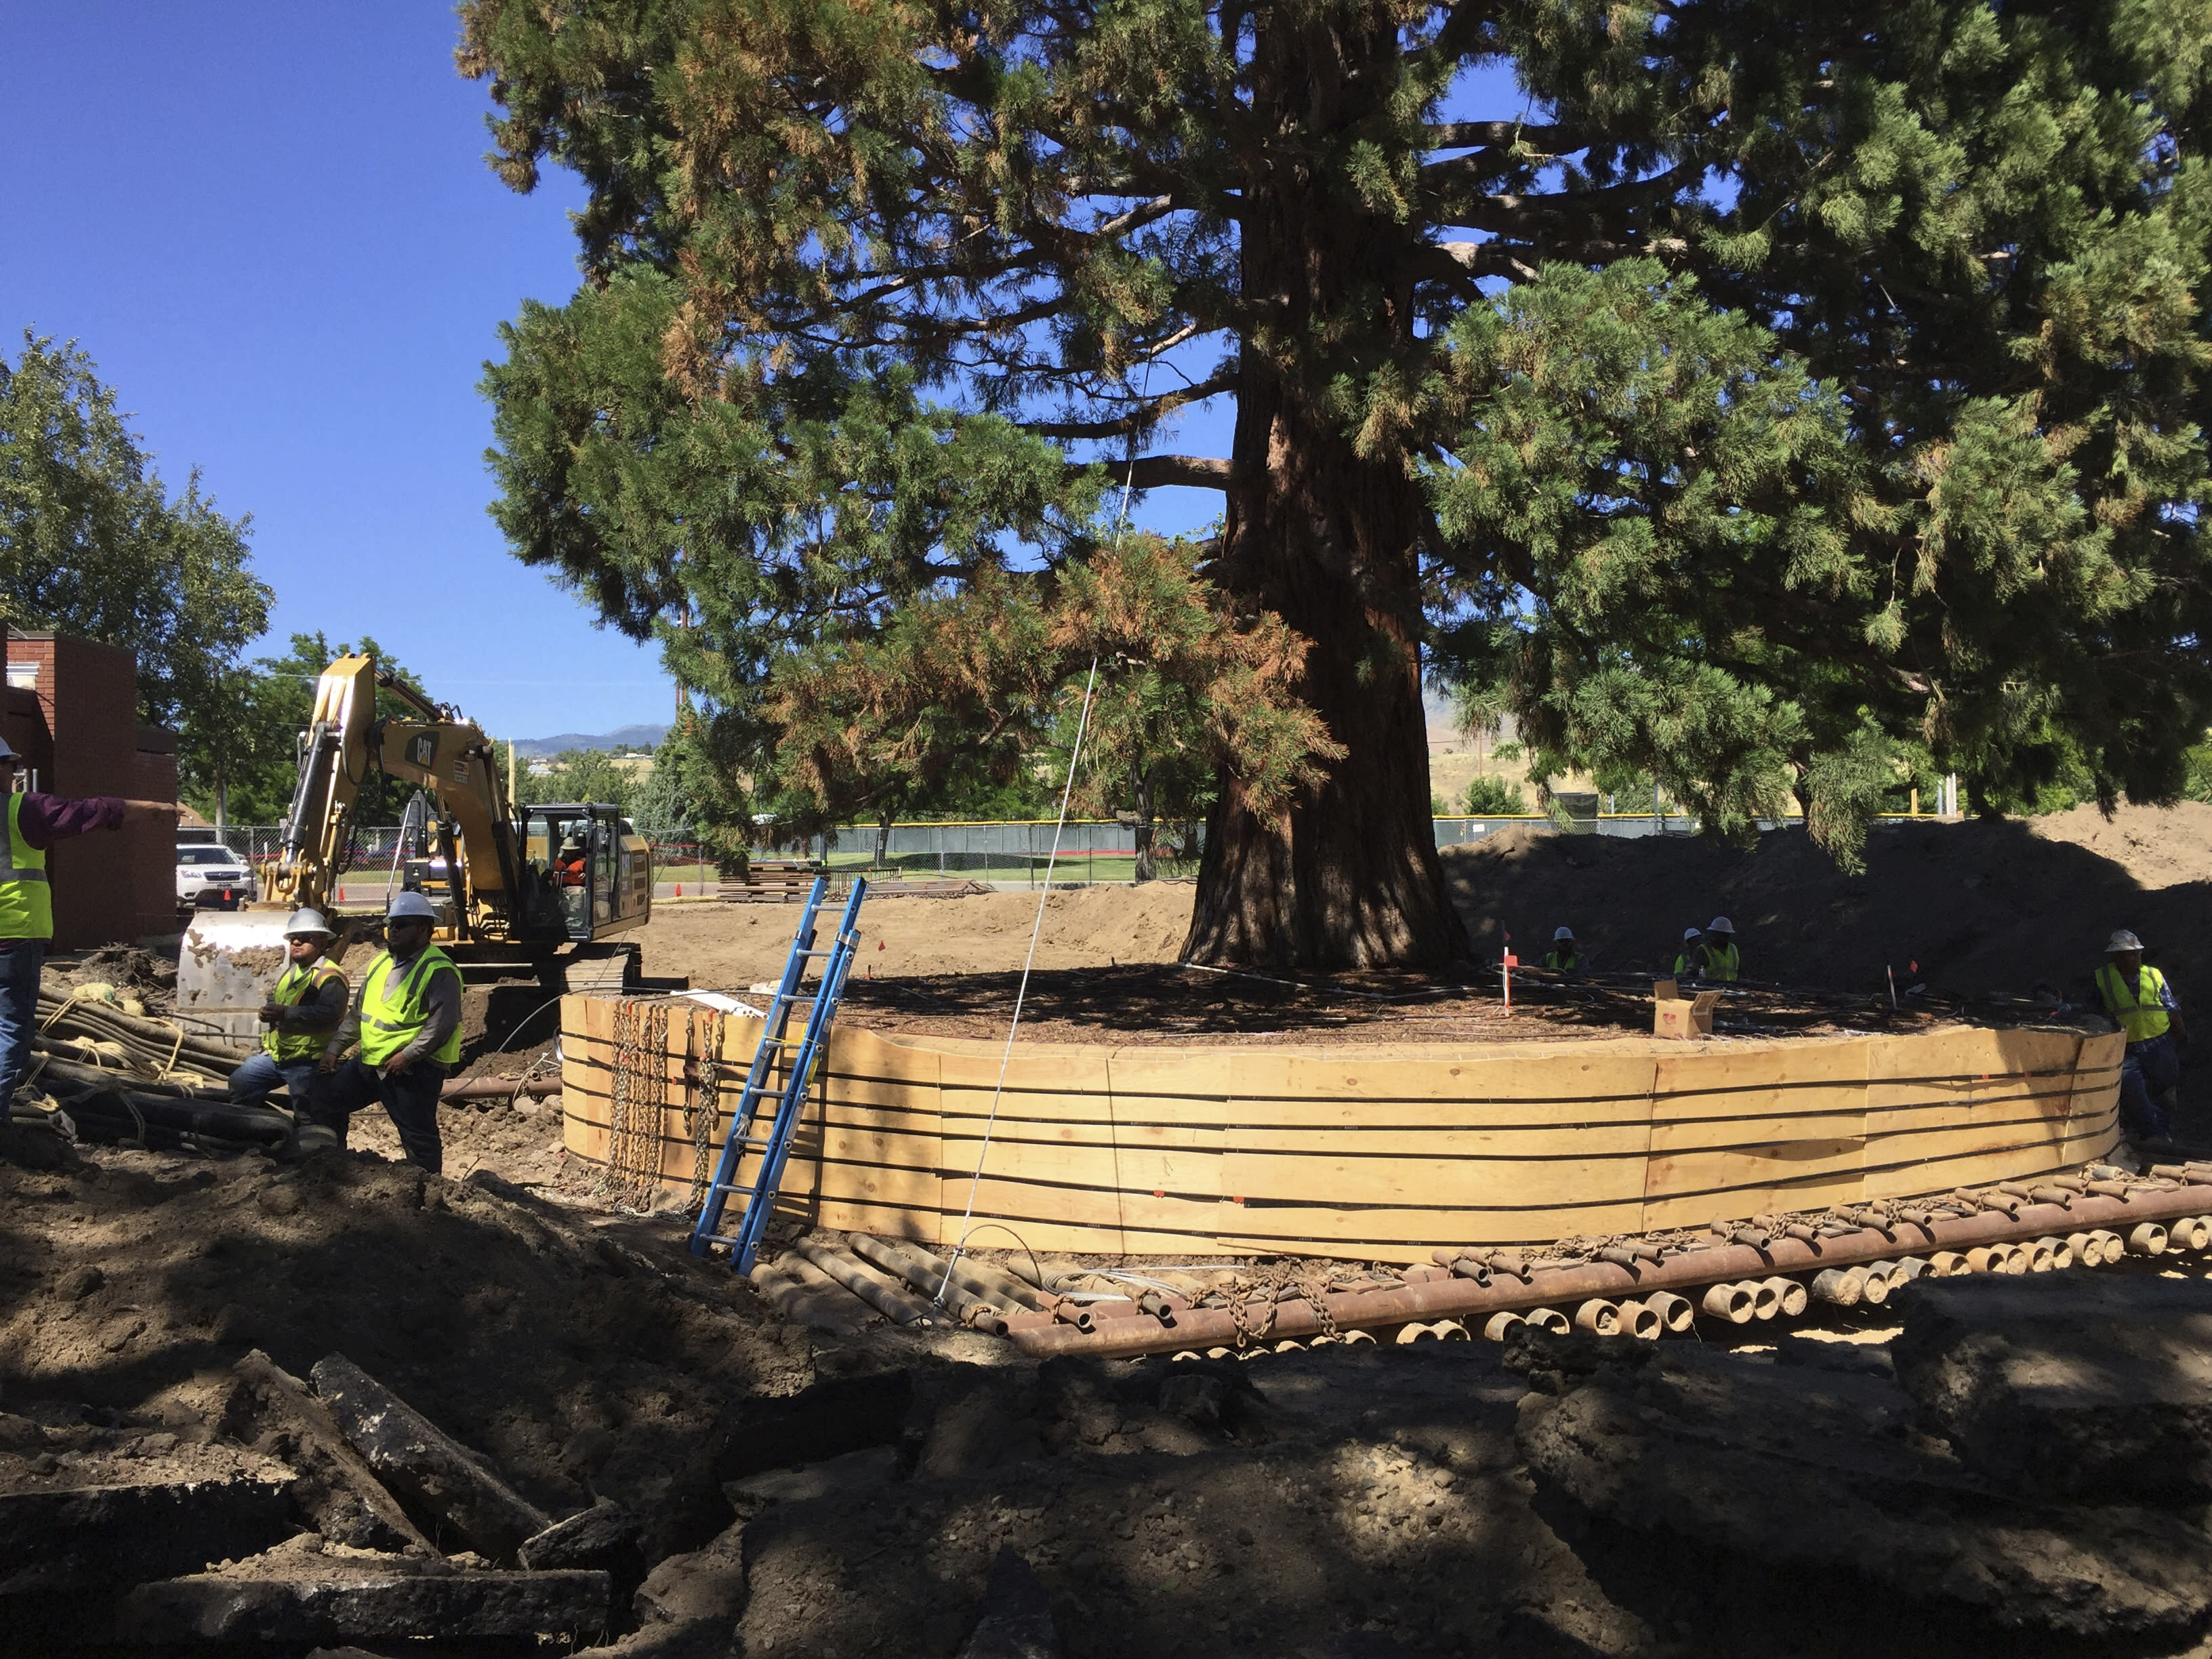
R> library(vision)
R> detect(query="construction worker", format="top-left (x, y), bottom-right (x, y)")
top-left (0, 736), bottom-right (173, 1120)
top-left (300, 890), bottom-right (459, 1172)
top-left (226, 910), bottom-right (348, 1111)
top-left (1671, 926), bottom-right (1702, 977)
top-left (1544, 926), bottom-right (1584, 975)
top-left (2093, 929), bottom-right (2187, 1145)
top-left (1696, 916), bottom-right (1741, 982)
top-left (556, 831), bottom-right (588, 886)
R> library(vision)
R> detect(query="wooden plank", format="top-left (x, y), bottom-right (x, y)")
top-left (1224, 1050), bottom-right (1662, 1128)
top-left (1218, 1147), bottom-right (1650, 1210)
top-left (1216, 1197), bottom-right (1650, 1261)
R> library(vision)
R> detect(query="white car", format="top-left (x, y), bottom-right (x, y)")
top-left (176, 844), bottom-right (255, 910)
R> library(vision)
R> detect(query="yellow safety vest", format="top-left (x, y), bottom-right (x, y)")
top-left (359, 945), bottom-right (462, 1067)
top-left (0, 795), bottom-right (52, 940)
top-left (1701, 941), bottom-right (1740, 982)
top-left (2095, 963), bottom-right (2172, 1044)
top-left (263, 958), bottom-right (347, 1063)
top-left (1544, 949), bottom-right (1582, 972)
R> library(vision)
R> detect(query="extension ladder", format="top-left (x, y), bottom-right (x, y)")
top-left (689, 875), bottom-right (868, 1271)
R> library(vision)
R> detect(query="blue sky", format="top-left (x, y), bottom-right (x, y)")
top-left (0, 2), bottom-right (666, 741)
top-left (2, 5), bottom-right (1524, 741)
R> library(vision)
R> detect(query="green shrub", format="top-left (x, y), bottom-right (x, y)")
top-left (1465, 776), bottom-right (1530, 816)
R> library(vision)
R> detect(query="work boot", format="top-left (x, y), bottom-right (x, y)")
top-left (281, 1121), bottom-right (342, 1162)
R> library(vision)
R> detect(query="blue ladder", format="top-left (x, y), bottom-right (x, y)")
top-left (689, 875), bottom-right (868, 1271)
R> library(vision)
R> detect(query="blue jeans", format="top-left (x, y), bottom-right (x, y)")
top-left (2118, 1034), bottom-right (2182, 1143)
top-left (308, 1056), bottom-right (447, 1173)
top-left (227, 1050), bottom-right (317, 1111)
top-left (0, 940), bottom-right (45, 1112)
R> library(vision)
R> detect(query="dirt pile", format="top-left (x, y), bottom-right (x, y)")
top-left (0, 1130), bottom-right (799, 1559)
top-left (9, 1115), bottom-right (2212, 1656)
top-left (634, 882), bottom-right (1198, 990)
top-left (1444, 804), bottom-right (2212, 1006)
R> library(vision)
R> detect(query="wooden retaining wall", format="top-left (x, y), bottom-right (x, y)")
top-left (558, 997), bottom-right (2124, 1263)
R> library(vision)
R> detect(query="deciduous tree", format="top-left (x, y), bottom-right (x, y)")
top-left (1, 333), bottom-right (269, 742)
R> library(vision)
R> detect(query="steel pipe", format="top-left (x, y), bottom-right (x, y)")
top-left (1006, 1183), bottom-right (2212, 1361)
top-left (1642, 1292), bottom-right (1695, 1333)
top-left (1702, 1284), bottom-right (1755, 1324)
top-left (1763, 1276), bottom-right (1809, 1317)
top-left (441, 1076), bottom-right (560, 1101)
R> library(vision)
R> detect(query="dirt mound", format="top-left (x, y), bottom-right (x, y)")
top-left (1444, 804), bottom-right (2212, 1007)
top-left (0, 1137), bottom-right (799, 1555)
top-left (636, 880), bottom-right (1199, 989)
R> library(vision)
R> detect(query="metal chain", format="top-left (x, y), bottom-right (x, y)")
top-left (592, 998), bottom-right (635, 1203)
top-left (599, 998), bottom-right (668, 1211)
top-left (684, 1007), bottom-right (722, 1214)
top-left (1224, 1265), bottom-right (1340, 1349)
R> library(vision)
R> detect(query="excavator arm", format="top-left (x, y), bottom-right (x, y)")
top-left (264, 655), bottom-right (520, 937)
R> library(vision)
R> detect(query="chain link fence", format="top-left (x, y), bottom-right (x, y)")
top-left (188, 810), bottom-right (1950, 890)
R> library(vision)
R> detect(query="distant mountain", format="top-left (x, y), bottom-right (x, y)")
top-left (511, 724), bottom-right (668, 758)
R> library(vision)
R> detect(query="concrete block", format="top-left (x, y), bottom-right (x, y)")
top-left (310, 1352), bottom-right (552, 1560)
top-left (233, 1349), bottom-right (432, 1555)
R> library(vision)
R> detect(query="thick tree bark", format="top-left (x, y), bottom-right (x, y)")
top-left (1181, 13), bottom-right (1469, 971)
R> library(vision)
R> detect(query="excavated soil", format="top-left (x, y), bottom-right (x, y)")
top-left (4, 805), bottom-right (2205, 1654)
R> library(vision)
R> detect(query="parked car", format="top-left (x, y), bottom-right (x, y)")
top-left (176, 844), bottom-right (255, 910)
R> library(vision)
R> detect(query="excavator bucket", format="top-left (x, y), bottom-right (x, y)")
top-left (176, 911), bottom-right (294, 1044)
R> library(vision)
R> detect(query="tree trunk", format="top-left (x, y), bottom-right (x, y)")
top-left (1131, 764), bottom-right (1155, 884)
top-left (1181, 14), bottom-right (1468, 970)
top-left (874, 811), bottom-right (892, 871)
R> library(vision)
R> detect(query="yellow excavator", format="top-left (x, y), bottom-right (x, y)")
top-left (178, 654), bottom-right (655, 1041)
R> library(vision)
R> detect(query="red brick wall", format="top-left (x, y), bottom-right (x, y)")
top-left (4, 631), bottom-right (179, 947)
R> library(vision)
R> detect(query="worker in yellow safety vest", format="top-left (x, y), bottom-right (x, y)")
top-left (1694, 916), bottom-right (1741, 982)
top-left (227, 909), bottom-right (348, 1111)
top-left (0, 735), bottom-right (174, 1126)
top-left (1671, 926), bottom-right (1702, 977)
top-left (1543, 926), bottom-right (1584, 976)
top-left (2093, 929), bottom-right (2188, 1145)
top-left (297, 890), bottom-right (462, 1172)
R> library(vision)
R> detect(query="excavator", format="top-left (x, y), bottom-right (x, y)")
top-left (178, 654), bottom-right (655, 1042)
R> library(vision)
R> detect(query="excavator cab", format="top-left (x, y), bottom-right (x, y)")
top-left (518, 804), bottom-right (651, 942)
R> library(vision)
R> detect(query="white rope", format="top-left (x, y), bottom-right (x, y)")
top-left (935, 342), bottom-right (1157, 1299)
top-left (939, 657), bottom-right (1100, 1295)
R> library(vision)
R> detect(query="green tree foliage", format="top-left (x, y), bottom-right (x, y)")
top-left (460, 0), bottom-right (2212, 958)
top-left (177, 634), bottom-right (432, 827)
top-left (1, 333), bottom-right (270, 736)
top-left (527, 747), bottom-right (638, 811)
top-left (1463, 775), bottom-right (1528, 816)
top-left (768, 535), bottom-right (1338, 873)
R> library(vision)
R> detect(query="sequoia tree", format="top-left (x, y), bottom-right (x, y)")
top-left (463, 0), bottom-right (2212, 966)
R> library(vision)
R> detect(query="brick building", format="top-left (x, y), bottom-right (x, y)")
top-left (3, 630), bottom-right (180, 947)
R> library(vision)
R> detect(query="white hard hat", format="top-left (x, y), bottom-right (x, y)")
top-left (0, 735), bottom-right (16, 761)
top-left (2107, 929), bottom-right (2144, 953)
top-left (283, 908), bottom-right (335, 938)
top-left (1553, 926), bottom-right (1574, 941)
top-left (1682, 926), bottom-right (1702, 943)
top-left (387, 891), bottom-right (438, 922)
top-left (1707, 916), bottom-right (1735, 935)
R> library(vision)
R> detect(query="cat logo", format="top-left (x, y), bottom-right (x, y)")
top-left (409, 735), bottom-right (437, 769)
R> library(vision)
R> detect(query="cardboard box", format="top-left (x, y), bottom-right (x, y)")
top-left (1653, 981), bottom-right (1719, 1040)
